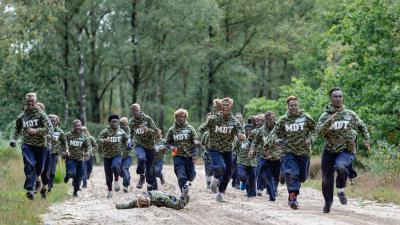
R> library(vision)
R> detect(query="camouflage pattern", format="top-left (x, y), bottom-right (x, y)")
top-left (97, 126), bottom-right (128, 158)
top-left (120, 124), bottom-right (133, 159)
top-left (263, 127), bottom-right (283, 160)
top-left (317, 104), bottom-right (370, 153)
top-left (154, 138), bottom-right (167, 161)
top-left (166, 122), bottom-right (197, 157)
top-left (252, 125), bottom-right (281, 160)
top-left (232, 137), bottom-right (240, 155)
top-left (88, 135), bottom-right (98, 155)
top-left (128, 112), bottom-right (158, 150)
top-left (236, 139), bottom-right (257, 167)
top-left (197, 113), bottom-right (244, 153)
top-left (115, 191), bottom-right (186, 210)
top-left (49, 127), bottom-right (67, 154)
top-left (64, 131), bottom-right (92, 161)
top-left (249, 128), bottom-right (263, 157)
top-left (11, 108), bottom-right (53, 147)
top-left (270, 110), bottom-right (316, 156)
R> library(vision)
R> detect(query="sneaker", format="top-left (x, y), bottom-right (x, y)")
top-left (216, 192), bottom-right (224, 202)
top-left (257, 190), bottom-right (263, 197)
top-left (107, 191), bottom-right (113, 198)
top-left (82, 182), bottom-right (87, 189)
top-left (182, 184), bottom-right (190, 198)
top-left (288, 198), bottom-right (299, 209)
top-left (279, 174), bottom-right (285, 185)
top-left (40, 186), bottom-right (47, 199)
top-left (269, 196), bottom-right (276, 202)
top-left (64, 175), bottom-right (69, 184)
top-left (35, 177), bottom-right (42, 194)
top-left (123, 186), bottom-right (129, 193)
top-left (160, 173), bottom-right (166, 185)
top-left (206, 176), bottom-right (211, 189)
top-left (26, 190), bottom-right (34, 200)
top-left (136, 174), bottom-right (145, 189)
top-left (210, 177), bottom-right (220, 193)
top-left (115, 181), bottom-right (120, 192)
top-left (323, 203), bottom-right (332, 213)
top-left (235, 182), bottom-right (240, 189)
top-left (73, 191), bottom-right (79, 197)
top-left (338, 192), bottom-right (347, 205)
top-left (240, 182), bottom-right (246, 190)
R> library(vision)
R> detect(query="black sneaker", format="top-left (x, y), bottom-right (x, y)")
top-left (323, 203), bottom-right (332, 213)
top-left (136, 174), bottom-right (145, 189)
top-left (73, 191), bottom-right (79, 197)
top-left (338, 192), bottom-right (347, 205)
top-left (279, 174), bottom-right (286, 185)
top-left (288, 198), bottom-right (299, 209)
top-left (64, 175), bottom-right (69, 184)
top-left (26, 191), bottom-right (34, 200)
top-left (40, 186), bottom-right (47, 199)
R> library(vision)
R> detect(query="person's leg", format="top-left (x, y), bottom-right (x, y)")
top-left (86, 156), bottom-right (94, 179)
top-left (218, 151), bottom-right (233, 193)
top-left (258, 158), bottom-right (269, 196)
top-left (74, 161), bottom-right (85, 196)
top-left (21, 144), bottom-right (37, 199)
top-left (231, 155), bottom-right (239, 188)
top-left (145, 149), bottom-right (157, 191)
top-left (82, 160), bottom-right (88, 188)
top-left (121, 156), bottom-right (132, 189)
top-left (103, 158), bottom-right (113, 192)
top-left (264, 159), bottom-right (276, 201)
top-left (256, 156), bottom-right (265, 195)
top-left (281, 153), bottom-right (301, 209)
top-left (111, 155), bottom-right (122, 191)
top-left (135, 146), bottom-right (147, 188)
top-left (48, 153), bottom-right (59, 191)
top-left (334, 150), bottom-right (355, 205)
top-left (173, 156), bottom-right (188, 191)
top-left (237, 164), bottom-right (249, 196)
top-left (321, 149), bottom-right (336, 212)
top-left (208, 149), bottom-right (226, 195)
top-left (248, 166), bottom-right (257, 197)
top-left (186, 157), bottom-right (196, 183)
top-left (271, 160), bottom-right (281, 196)
top-left (203, 151), bottom-right (213, 188)
top-left (40, 149), bottom-right (51, 189)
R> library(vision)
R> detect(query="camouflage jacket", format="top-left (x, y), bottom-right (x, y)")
top-left (49, 127), bottom-right (67, 154)
top-left (252, 124), bottom-right (281, 160)
top-left (97, 126), bottom-right (128, 158)
top-left (197, 113), bottom-right (244, 153)
top-left (317, 104), bottom-right (370, 153)
top-left (88, 135), bottom-right (98, 156)
top-left (65, 131), bottom-right (92, 161)
top-left (120, 125), bottom-right (133, 159)
top-left (270, 110), bottom-right (316, 156)
top-left (115, 191), bottom-right (186, 210)
top-left (166, 122), bottom-right (197, 157)
top-left (11, 108), bottom-right (53, 147)
top-left (236, 139), bottom-right (257, 167)
top-left (128, 112), bottom-right (158, 150)
top-left (154, 138), bottom-right (167, 161)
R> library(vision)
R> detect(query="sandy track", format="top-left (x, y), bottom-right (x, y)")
top-left (42, 165), bottom-right (400, 225)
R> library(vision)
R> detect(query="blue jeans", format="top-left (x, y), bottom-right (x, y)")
top-left (48, 153), bottom-right (59, 190)
top-left (21, 144), bottom-right (47, 191)
top-left (259, 158), bottom-right (280, 200)
top-left (121, 156), bottom-right (132, 187)
top-left (135, 145), bottom-right (157, 190)
top-left (203, 150), bottom-right (213, 176)
top-left (281, 152), bottom-right (310, 195)
top-left (209, 149), bottom-right (233, 193)
top-left (173, 156), bottom-right (196, 191)
top-left (321, 149), bottom-right (355, 204)
top-left (40, 148), bottom-right (51, 186)
top-left (104, 156), bottom-right (122, 191)
top-left (231, 155), bottom-right (239, 186)
top-left (65, 159), bottom-right (85, 193)
top-left (237, 164), bottom-right (257, 197)
top-left (256, 156), bottom-right (265, 191)
top-left (154, 160), bottom-right (164, 178)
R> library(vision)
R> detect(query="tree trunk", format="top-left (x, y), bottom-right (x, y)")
top-left (89, 8), bottom-right (101, 123)
top-left (266, 59), bottom-right (273, 99)
top-left (131, 0), bottom-right (141, 103)
top-left (62, 14), bottom-right (70, 122)
top-left (109, 87), bottom-right (113, 115)
top-left (207, 25), bottom-right (215, 112)
top-left (77, 27), bottom-right (87, 125)
top-left (119, 76), bottom-right (126, 113)
top-left (259, 59), bottom-right (266, 97)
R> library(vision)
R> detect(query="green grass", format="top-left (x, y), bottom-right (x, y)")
top-left (0, 147), bottom-right (69, 225)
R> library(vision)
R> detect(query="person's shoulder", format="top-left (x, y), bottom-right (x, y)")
top-left (343, 108), bottom-right (357, 116)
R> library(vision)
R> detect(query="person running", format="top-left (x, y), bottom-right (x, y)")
top-left (270, 96), bottom-right (316, 209)
top-left (154, 129), bottom-right (167, 185)
top-left (166, 108), bottom-right (198, 193)
top-left (236, 124), bottom-right (257, 197)
top-left (119, 117), bottom-right (133, 193)
top-left (317, 87), bottom-right (370, 213)
top-left (10, 93), bottom-right (53, 200)
top-left (63, 119), bottom-right (92, 197)
top-left (128, 103), bottom-right (158, 191)
top-left (231, 112), bottom-right (244, 189)
top-left (115, 185), bottom-right (190, 210)
top-left (47, 114), bottom-right (67, 193)
top-left (81, 126), bottom-right (98, 189)
top-left (198, 97), bottom-right (245, 202)
top-left (97, 114), bottom-right (128, 198)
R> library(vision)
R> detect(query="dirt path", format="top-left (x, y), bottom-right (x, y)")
top-left (42, 165), bottom-right (400, 225)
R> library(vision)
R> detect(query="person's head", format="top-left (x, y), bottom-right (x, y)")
top-left (264, 111), bottom-right (275, 128)
top-left (329, 87), bottom-right (343, 108)
top-left (81, 126), bottom-right (91, 136)
top-left (244, 124), bottom-right (253, 136)
top-left (212, 99), bottom-right (222, 113)
top-left (247, 115), bottom-right (256, 126)
top-left (73, 119), bottom-right (82, 134)
top-left (48, 114), bottom-right (59, 127)
top-left (120, 117), bottom-right (129, 127)
top-left (221, 97), bottom-right (233, 116)
top-left (255, 114), bottom-right (264, 128)
top-left (108, 114), bottom-right (120, 130)
top-left (36, 102), bottom-right (45, 111)
top-left (174, 108), bottom-right (188, 125)
top-left (25, 93), bottom-right (37, 110)
top-left (130, 103), bottom-right (141, 117)
top-left (136, 193), bottom-right (151, 208)
top-left (286, 96), bottom-right (299, 116)
top-left (235, 112), bottom-right (243, 123)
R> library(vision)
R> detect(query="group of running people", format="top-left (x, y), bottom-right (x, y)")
top-left (10, 87), bottom-right (370, 213)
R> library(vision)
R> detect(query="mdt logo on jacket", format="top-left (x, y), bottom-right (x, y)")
top-left (215, 126), bottom-right (234, 134)
top-left (23, 119), bottom-right (39, 128)
top-left (134, 128), bottom-right (145, 134)
top-left (330, 121), bottom-right (349, 130)
top-left (69, 140), bottom-right (83, 147)
top-left (173, 133), bottom-right (189, 141)
top-left (285, 123), bottom-right (305, 132)
top-left (110, 136), bottom-right (122, 143)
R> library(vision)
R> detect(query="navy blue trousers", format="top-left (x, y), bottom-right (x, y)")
top-left (321, 149), bottom-right (355, 204)
top-left (209, 149), bottom-right (233, 193)
top-left (237, 164), bottom-right (257, 197)
top-left (103, 156), bottom-right (122, 191)
top-left (203, 150), bottom-right (213, 176)
top-left (48, 153), bottom-right (59, 190)
top-left (135, 145), bottom-right (157, 190)
top-left (65, 159), bottom-right (85, 193)
top-left (173, 156), bottom-right (196, 191)
top-left (21, 144), bottom-right (47, 191)
top-left (40, 148), bottom-right (51, 186)
top-left (121, 156), bottom-right (132, 187)
top-left (281, 152), bottom-right (310, 195)
top-left (259, 158), bottom-right (280, 199)
top-left (82, 155), bottom-right (95, 187)
top-left (154, 159), bottom-right (164, 178)
top-left (256, 156), bottom-right (265, 191)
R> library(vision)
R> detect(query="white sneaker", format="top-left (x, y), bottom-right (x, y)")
top-left (210, 177), bottom-right (220, 193)
top-left (216, 192), bottom-right (224, 202)
top-left (107, 191), bottom-right (113, 198)
top-left (123, 186), bottom-right (128, 193)
top-left (115, 181), bottom-right (120, 192)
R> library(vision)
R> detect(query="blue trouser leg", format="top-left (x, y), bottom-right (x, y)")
top-left (111, 155), bottom-right (122, 179)
top-left (256, 156), bottom-right (265, 191)
top-left (41, 148), bottom-right (51, 186)
top-left (82, 160), bottom-right (88, 187)
top-left (73, 160), bottom-right (85, 193)
top-left (48, 153), bottom-right (59, 190)
top-left (264, 159), bottom-right (281, 200)
top-left (281, 152), bottom-right (310, 195)
top-left (121, 156), bottom-right (132, 187)
top-left (135, 146), bottom-right (147, 175)
top-left (321, 149), bottom-right (354, 204)
top-left (144, 149), bottom-right (157, 190)
top-left (86, 156), bottom-right (94, 179)
top-left (154, 160), bottom-right (164, 178)
top-left (258, 158), bottom-right (270, 194)
top-left (21, 144), bottom-right (47, 191)
top-left (231, 155), bottom-right (238, 186)
top-left (209, 150), bottom-right (233, 193)
top-left (238, 164), bottom-right (257, 197)
top-left (173, 156), bottom-right (196, 191)
top-left (65, 159), bottom-right (76, 181)
top-left (104, 158), bottom-right (113, 191)
top-left (203, 151), bottom-right (213, 176)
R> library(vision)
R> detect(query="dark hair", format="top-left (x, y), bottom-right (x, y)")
top-left (108, 114), bottom-right (120, 122)
top-left (245, 124), bottom-right (253, 130)
top-left (329, 87), bottom-right (342, 97)
top-left (286, 96), bottom-right (297, 104)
